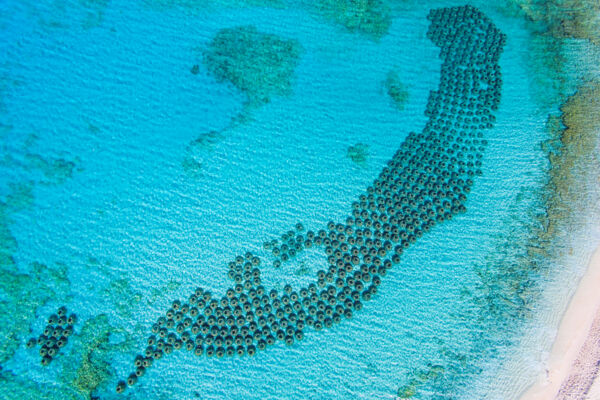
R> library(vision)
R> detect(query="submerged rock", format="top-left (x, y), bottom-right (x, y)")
top-left (0, 184), bottom-right (51, 364)
top-left (148, 0), bottom-right (283, 9)
top-left (346, 143), bottom-right (370, 165)
top-left (103, 278), bottom-right (143, 318)
top-left (512, 0), bottom-right (600, 45)
top-left (203, 25), bottom-right (302, 105)
top-left (61, 314), bottom-right (134, 398)
top-left (510, 0), bottom-right (598, 108)
top-left (397, 364), bottom-right (445, 399)
top-left (317, 0), bottom-right (392, 40)
top-left (0, 369), bottom-right (77, 400)
top-left (186, 27), bottom-right (301, 176)
top-left (0, 209), bottom-right (18, 270)
top-left (384, 70), bottom-right (409, 110)
top-left (3, 182), bottom-right (34, 214)
top-left (547, 80), bottom-right (600, 227)
top-left (25, 153), bottom-right (79, 185)
top-left (146, 279), bottom-right (182, 306)
top-left (0, 261), bottom-right (70, 364)
top-left (181, 130), bottom-right (225, 177)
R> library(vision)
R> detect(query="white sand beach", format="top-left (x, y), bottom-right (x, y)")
top-left (520, 245), bottom-right (600, 400)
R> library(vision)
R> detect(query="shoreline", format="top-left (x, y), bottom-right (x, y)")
top-left (520, 244), bottom-right (600, 400)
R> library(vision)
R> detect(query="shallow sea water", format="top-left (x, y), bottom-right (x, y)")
top-left (0, 1), bottom-right (598, 399)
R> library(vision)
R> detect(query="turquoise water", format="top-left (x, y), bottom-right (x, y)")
top-left (0, 1), bottom-right (598, 399)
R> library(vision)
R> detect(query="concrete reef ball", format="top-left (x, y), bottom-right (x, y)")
top-left (27, 306), bottom-right (76, 366)
top-left (118, 5), bottom-right (505, 393)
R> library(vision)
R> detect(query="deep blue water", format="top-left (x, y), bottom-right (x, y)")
top-left (0, 1), bottom-right (598, 399)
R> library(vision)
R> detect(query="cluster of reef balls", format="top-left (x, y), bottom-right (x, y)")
top-left (117, 4), bottom-right (505, 393)
top-left (27, 306), bottom-right (77, 366)
top-left (263, 223), bottom-right (311, 268)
